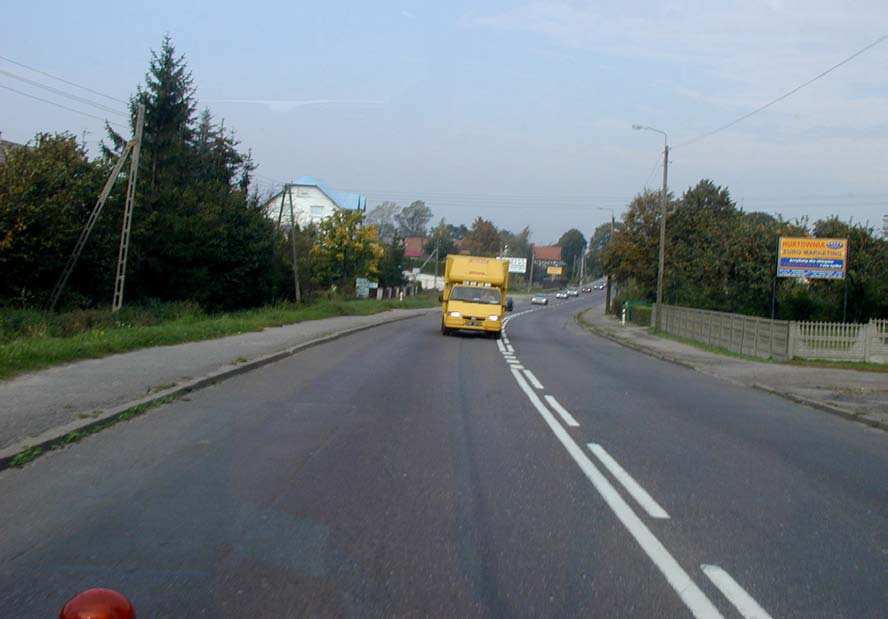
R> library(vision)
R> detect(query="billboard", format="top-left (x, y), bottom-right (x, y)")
top-left (498, 257), bottom-right (528, 274)
top-left (777, 237), bottom-right (847, 280)
top-left (546, 265), bottom-right (563, 276)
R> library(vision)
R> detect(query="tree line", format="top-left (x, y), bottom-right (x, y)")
top-left (590, 180), bottom-right (888, 322)
top-left (0, 37), bottom-right (410, 311)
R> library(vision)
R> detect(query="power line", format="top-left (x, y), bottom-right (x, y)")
top-left (675, 33), bottom-right (888, 149)
top-left (0, 68), bottom-right (127, 117)
top-left (0, 83), bottom-right (127, 128)
top-left (0, 54), bottom-right (128, 104)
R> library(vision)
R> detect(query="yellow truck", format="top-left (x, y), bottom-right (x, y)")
top-left (440, 255), bottom-right (512, 338)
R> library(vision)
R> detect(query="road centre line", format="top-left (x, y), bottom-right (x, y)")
top-left (701, 565), bottom-right (772, 619)
top-left (509, 367), bottom-right (723, 619)
top-left (543, 395), bottom-right (579, 427)
top-left (588, 444), bottom-right (670, 519)
top-left (522, 369), bottom-right (544, 389)
top-left (496, 339), bottom-right (506, 353)
top-left (505, 344), bottom-right (515, 353)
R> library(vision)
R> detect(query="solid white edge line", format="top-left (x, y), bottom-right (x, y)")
top-left (509, 368), bottom-right (722, 619)
top-left (522, 369), bottom-right (544, 389)
top-left (543, 395), bottom-right (580, 427)
top-left (505, 345), bottom-right (515, 353)
top-left (496, 339), bottom-right (506, 352)
top-left (588, 444), bottom-right (670, 519)
top-left (701, 565), bottom-right (772, 619)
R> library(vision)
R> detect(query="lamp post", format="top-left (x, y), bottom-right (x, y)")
top-left (632, 124), bottom-right (669, 329)
top-left (596, 207), bottom-right (616, 313)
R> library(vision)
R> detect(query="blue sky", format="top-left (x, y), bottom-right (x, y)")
top-left (2, 0), bottom-right (887, 241)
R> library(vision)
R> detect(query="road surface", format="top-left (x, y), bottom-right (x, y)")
top-left (1, 292), bottom-right (886, 617)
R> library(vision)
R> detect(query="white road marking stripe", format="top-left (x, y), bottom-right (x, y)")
top-left (588, 444), bottom-right (670, 519)
top-left (522, 369), bottom-right (544, 389)
top-left (496, 339), bottom-right (506, 352)
top-left (509, 369), bottom-right (722, 619)
top-left (544, 395), bottom-right (580, 427)
top-left (510, 365), bottom-right (524, 370)
top-left (701, 565), bottom-right (772, 619)
top-left (505, 344), bottom-right (514, 353)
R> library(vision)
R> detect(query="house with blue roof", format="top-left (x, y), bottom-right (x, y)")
top-left (266, 176), bottom-right (367, 228)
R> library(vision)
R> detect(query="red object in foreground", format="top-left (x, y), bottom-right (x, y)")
top-left (59, 588), bottom-right (135, 619)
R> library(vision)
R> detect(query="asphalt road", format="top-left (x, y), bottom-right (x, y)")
top-left (1, 292), bottom-right (886, 617)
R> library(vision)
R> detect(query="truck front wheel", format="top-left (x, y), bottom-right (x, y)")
top-left (441, 321), bottom-right (451, 336)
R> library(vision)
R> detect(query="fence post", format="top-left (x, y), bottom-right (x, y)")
top-left (787, 322), bottom-right (796, 360)
top-left (753, 318), bottom-right (759, 357)
top-left (864, 321), bottom-right (873, 362)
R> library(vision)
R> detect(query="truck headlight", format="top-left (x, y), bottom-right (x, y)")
top-left (449, 311), bottom-right (462, 318)
top-left (488, 315), bottom-right (499, 321)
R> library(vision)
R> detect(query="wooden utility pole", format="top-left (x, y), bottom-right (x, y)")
top-left (286, 186), bottom-right (302, 303)
top-left (527, 245), bottom-right (535, 291)
top-left (111, 104), bottom-right (145, 312)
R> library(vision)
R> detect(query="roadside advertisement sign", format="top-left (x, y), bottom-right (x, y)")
top-left (546, 265), bottom-right (563, 276)
top-left (777, 237), bottom-right (847, 279)
top-left (498, 257), bottom-right (528, 274)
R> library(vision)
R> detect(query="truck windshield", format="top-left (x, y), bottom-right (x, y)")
top-left (450, 286), bottom-right (501, 304)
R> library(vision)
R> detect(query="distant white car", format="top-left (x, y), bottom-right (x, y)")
top-left (531, 295), bottom-right (549, 305)
top-left (555, 291), bottom-right (568, 299)
top-left (567, 289), bottom-right (579, 297)
top-left (595, 284), bottom-right (606, 290)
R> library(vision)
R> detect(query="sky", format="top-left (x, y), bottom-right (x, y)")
top-left (2, 0), bottom-right (887, 242)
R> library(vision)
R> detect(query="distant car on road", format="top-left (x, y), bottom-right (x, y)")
top-left (555, 291), bottom-right (568, 299)
top-left (581, 287), bottom-right (592, 293)
top-left (595, 283), bottom-right (606, 290)
top-left (567, 289), bottom-right (579, 297)
top-left (530, 295), bottom-right (549, 305)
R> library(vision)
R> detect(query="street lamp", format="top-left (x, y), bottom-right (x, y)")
top-left (596, 207), bottom-right (616, 313)
top-left (633, 124), bottom-right (669, 329)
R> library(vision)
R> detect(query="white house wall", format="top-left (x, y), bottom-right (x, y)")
top-left (272, 186), bottom-right (339, 228)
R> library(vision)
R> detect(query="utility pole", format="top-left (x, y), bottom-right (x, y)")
top-left (527, 245), bottom-right (535, 291)
top-left (434, 242), bottom-right (440, 289)
top-left (112, 104), bottom-right (144, 312)
top-left (605, 212), bottom-right (614, 312)
top-left (286, 185), bottom-right (302, 303)
top-left (633, 124), bottom-right (669, 329)
top-left (49, 140), bottom-right (134, 310)
top-left (655, 142), bottom-right (669, 329)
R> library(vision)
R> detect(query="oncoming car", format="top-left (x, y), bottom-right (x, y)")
top-left (530, 295), bottom-right (548, 305)
top-left (555, 291), bottom-right (568, 299)
top-left (567, 289), bottom-right (579, 297)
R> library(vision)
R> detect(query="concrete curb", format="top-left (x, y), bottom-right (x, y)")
top-left (575, 309), bottom-right (888, 434)
top-left (0, 309), bottom-right (436, 470)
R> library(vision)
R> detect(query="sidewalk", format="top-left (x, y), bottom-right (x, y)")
top-left (0, 307), bottom-right (436, 455)
top-left (578, 304), bottom-right (888, 431)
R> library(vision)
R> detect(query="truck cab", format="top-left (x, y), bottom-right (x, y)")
top-left (440, 255), bottom-right (510, 338)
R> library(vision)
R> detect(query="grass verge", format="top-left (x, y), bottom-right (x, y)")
top-left (8, 395), bottom-right (176, 468)
top-left (646, 328), bottom-right (774, 363)
top-left (0, 296), bottom-right (437, 380)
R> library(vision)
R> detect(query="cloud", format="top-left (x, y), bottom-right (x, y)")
top-left (205, 99), bottom-right (384, 113)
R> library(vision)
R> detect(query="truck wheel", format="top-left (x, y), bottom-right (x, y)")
top-left (491, 330), bottom-right (502, 340)
top-left (441, 321), bottom-right (450, 336)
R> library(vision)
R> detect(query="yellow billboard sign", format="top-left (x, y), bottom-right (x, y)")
top-left (777, 237), bottom-right (847, 279)
top-left (546, 266), bottom-right (563, 276)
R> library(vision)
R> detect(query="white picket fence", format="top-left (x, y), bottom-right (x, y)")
top-left (654, 304), bottom-right (888, 363)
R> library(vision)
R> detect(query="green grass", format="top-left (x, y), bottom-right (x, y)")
top-left (8, 395), bottom-right (177, 468)
top-left (0, 296), bottom-right (437, 380)
top-left (788, 358), bottom-right (888, 373)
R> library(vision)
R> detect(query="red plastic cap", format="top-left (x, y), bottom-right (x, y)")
top-left (59, 588), bottom-right (135, 619)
